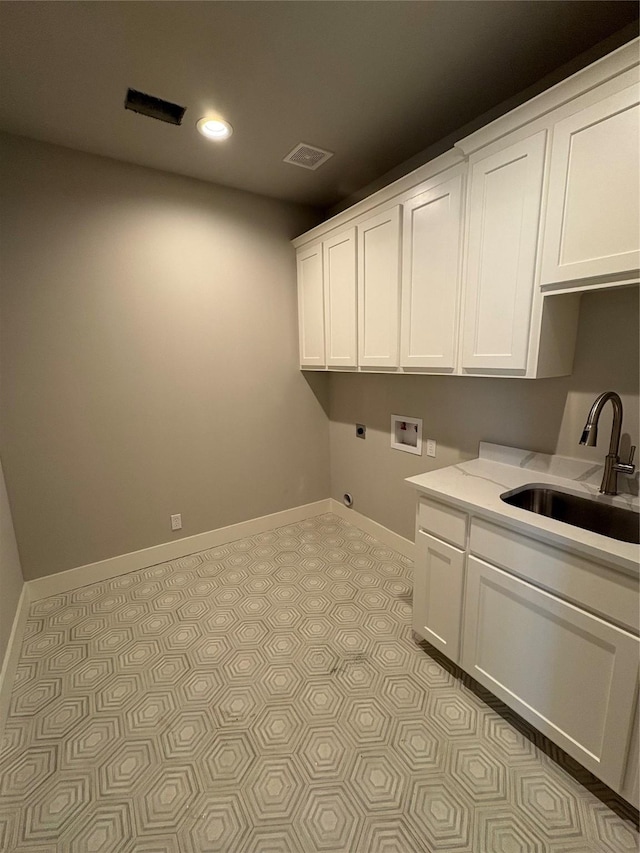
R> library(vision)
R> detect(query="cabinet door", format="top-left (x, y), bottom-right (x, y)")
top-left (412, 531), bottom-right (465, 663)
top-left (297, 243), bottom-right (325, 368)
top-left (357, 206), bottom-right (401, 368)
top-left (323, 229), bottom-right (357, 367)
top-left (401, 170), bottom-right (464, 370)
top-left (462, 556), bottom-right (639, 791)
top-left (541, 84), bottom-right (640, 286)
top-left (461, 131), bottom-right (547, 372)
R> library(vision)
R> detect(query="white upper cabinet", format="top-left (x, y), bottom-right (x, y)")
top-left (323, 228), bottom-right (357, 367)
top-left (292, 40), bottom-right (639, 377)
top-left (461, 131), bottom-right (547, 373)
top-left (541, 83), bottom-right (640, 287)
top-left (400, 167), bottom-right (464, 371)
top-left (296, 243), bottom-right (325, 368)
top-left (357, 206), bottom-right (402, 368)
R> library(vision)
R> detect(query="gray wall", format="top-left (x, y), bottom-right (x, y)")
top-left (329, 287), bottom-right (639, 541)
top-left (1, 133), bottom-right (637, 581)
top-left (0, 133), bottom-right (329, 580)
top-left (0, 457), bottom-right (23, 667)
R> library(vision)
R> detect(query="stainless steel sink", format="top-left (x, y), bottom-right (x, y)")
top-left (500, 486), bottom-right (640, 545)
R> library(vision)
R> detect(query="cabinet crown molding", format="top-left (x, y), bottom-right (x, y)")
top-left (292, 37), bottom-right (639, 250)
top-left (291, 150), bottom-right (464, 250)
top-left (456, 38), bottom-right (639, 157)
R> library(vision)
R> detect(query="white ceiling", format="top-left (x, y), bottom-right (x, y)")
top-left (0, 2), bottom-right (637, 210)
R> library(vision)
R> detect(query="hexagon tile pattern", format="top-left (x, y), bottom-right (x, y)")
top-left (0, 513), bottom-right (637, 851)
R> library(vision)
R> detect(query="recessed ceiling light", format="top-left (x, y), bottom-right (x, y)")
top-left (197, 117), bottom-right (233, 140)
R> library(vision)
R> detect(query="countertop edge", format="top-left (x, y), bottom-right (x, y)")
top-left (406, 475), bottom-right (639, 578)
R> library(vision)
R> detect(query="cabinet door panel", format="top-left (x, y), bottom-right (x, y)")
top-left (401, 170), bottom-right (464, 370)
top-left (358, 206), bottom-right (401, 368)
top-left (542, 84), bottom-right (640, 285)
top-left (324, 229), bottom-right (357, 367)
top-left (413, 531), bottom-right (465, 662)
top-left (462, 131), bottom-right (546, 372)
top-left (462, 556), bottom-right (639, 790)
top-left (297, 244), bottom-right (325, 367)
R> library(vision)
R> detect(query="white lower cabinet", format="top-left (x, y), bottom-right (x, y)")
top-left (411, 491), bottom-right (640, 804)
top-left (413, 530), bottom-right (465, 662)
top-left (462, 555), bottom-right (639, 792)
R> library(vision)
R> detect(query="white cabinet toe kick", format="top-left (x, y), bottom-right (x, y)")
top-left (411, 493), bottom-right (639, 808)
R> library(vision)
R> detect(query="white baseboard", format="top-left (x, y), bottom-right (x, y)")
top-left (29, 499), bottom-right (332, 601)
top-left (329, 499), bottom-right (415, 561)
top-left (0, 583), bottom-right (31, 737)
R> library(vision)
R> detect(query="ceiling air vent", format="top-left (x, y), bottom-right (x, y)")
top-left (124, 88), bottom-right (186, 126)
top-left (283, 143), bottom-right (334, 171)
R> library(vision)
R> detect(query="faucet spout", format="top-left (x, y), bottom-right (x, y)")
top-left (579, 391), bottom-right (635, 495)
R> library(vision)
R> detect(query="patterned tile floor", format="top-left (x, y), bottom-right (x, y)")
top-left (0, 513), bottom-right (638, 852)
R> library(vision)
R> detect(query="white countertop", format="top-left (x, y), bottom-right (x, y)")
top-left (406, 443), bottom-right (640, 576)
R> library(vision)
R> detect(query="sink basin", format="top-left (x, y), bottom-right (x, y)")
top-left (500, 486), bottom-right (640, 544)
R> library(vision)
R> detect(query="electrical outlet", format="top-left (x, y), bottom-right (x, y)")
top-left (426, 439), bottom-right (437, 457)
top-left (171, 513), bottom-right (182, 531)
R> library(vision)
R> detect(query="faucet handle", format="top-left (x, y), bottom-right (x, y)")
top-left (615, 445), bottom-right (636, 476)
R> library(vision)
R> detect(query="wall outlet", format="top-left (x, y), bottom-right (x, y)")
top-left (356, 424), bottom-right (366, 439)
top-left (426, 439), bottom-right (437, 457)
top-left (171, 513), bottom-right (182, 531)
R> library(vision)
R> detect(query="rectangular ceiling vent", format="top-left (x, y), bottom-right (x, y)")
top-left (283, 143), bottom-right (334, 171)
top-left (124, 88), bottom-right (186, 126)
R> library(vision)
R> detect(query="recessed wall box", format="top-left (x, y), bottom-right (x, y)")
top-left (391, 415), bottom-right (423, 455)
